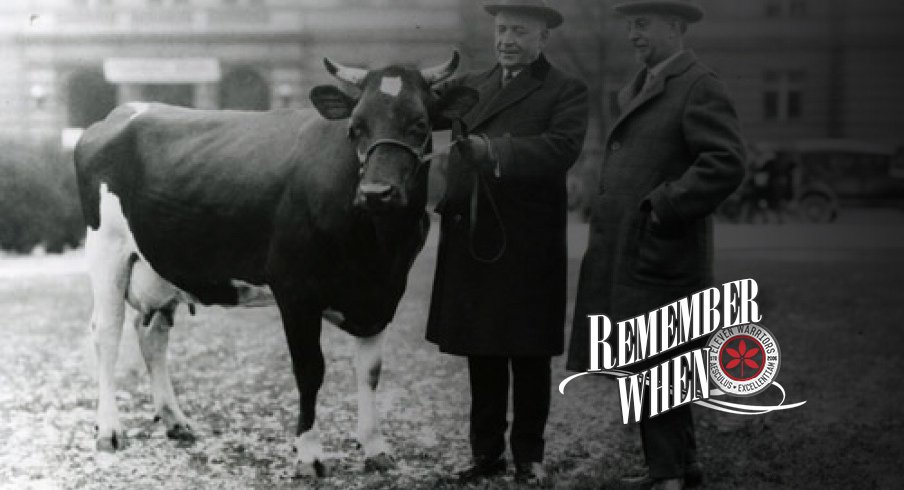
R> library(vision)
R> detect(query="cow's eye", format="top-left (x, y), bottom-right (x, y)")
top-left (408, 120), bottom-right (428, 137)
top-left (348, 122), bottom-right (366, 139)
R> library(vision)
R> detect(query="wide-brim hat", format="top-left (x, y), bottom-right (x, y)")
top-left (613, 0), bottom-right (705, 23)
top-left (484, 0), bottom-right (564, 29)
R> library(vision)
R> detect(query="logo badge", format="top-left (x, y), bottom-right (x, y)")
top-left (707, 323), bottom-right (780, 396)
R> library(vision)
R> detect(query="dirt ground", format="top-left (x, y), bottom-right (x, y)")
top-left (0, 223), bottom-right (901, 489)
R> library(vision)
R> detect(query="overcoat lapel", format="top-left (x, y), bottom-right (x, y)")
top-left (467, 55), bottom-right (550, 130)
top-left (617, 69), bottom-right (646, 111)
top-left (606, 51), bottom-right (699, 142)
top-left (462, 67), bottom-right (504, 130)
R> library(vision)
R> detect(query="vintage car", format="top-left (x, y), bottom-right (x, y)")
top-left (719, 139), bottom-right (904, 223)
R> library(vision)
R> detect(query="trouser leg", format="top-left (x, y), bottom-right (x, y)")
top-left (685, 406), bottom-right (698, 464)
top-left (467, 356), bottom-right (509, 461)
top-left (510, 356), bottom-right (551, 464)
top-left (640, 403), bottom-right (695, 479)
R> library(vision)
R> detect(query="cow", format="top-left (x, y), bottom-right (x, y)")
top-left (74, 51), bottom-right (478, 476)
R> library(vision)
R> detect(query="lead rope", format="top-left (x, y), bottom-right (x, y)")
top-left (468, 165), bottom-right (507, 263)
top-left (360, 122), bottom-right (507, 264)
top-left (452, 120), bottom-right (507, 264)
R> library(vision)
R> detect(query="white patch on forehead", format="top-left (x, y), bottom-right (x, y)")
top-left (379, 76), bottom-right (403, 97)
top-left (127, 102), bottom-right (150, 121)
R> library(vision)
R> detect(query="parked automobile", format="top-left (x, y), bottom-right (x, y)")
top-left (719, 139), bottom-right (904, 223)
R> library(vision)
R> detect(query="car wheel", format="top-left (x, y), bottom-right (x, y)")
top-left (798, 193), bottom-right (836, 223)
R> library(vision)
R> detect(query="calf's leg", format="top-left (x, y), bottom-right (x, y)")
top-left (86, 231), bottom-right (130, 452)
top-left (277, 297), bottom-right (327, 477)
top-left (135, 304), bottom-right (195, 443)
top-left (355, 329), bottom-right (395, 472)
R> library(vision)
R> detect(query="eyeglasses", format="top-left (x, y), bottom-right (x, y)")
top-left (625, 17), bottom-right (652, 32)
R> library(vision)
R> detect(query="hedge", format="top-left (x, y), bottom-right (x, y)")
top-left (0, 139), bottom-right (84, 253)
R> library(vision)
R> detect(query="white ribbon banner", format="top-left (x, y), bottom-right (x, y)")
top-left (558, 371), bottom-right (806, 416)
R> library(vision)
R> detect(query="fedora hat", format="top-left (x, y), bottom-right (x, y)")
top-left (613, 0), bottom-right (705, 23)
top-left (484, 0), bottom-right (564, 29)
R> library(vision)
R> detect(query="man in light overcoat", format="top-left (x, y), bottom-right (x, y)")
top-left (567, 1), bottom-right (746, 488)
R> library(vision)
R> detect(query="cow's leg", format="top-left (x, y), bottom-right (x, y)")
top-left (355, 330), bottom-right (395, 472)
top-left (86, 231), bottom-right (130, 453)
top-left (134, 305), bottom-right (196, 444)
top-left (277, 300), bottom-right (327, 477)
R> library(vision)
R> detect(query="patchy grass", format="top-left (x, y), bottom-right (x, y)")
top-left (0, 240), bottom-right (901, 489)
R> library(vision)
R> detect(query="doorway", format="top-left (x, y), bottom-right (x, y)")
top-left (66, 69), bottom-right (117, 128)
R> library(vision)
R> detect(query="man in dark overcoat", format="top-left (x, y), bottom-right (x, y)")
top-left (425, 0), bottom-right (588, 485)
top-left (566, 1), bottom-right (746, 489)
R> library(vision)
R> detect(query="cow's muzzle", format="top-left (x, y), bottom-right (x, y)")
top-left (355, 182), bottom-right (405, 210)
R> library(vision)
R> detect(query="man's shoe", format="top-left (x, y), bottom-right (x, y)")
top-left (650, 477), bottom-right (684, 490)
top-left (684, 461), bottom-right (703, 487)
top-left (514, 462), bottom-right (548, 486)
top-left (457, 457), bottom-right (505, 483)
top-left (619, 465), bottom-right (654, 486)
top-left (619, 462), bottom-right (703, 488)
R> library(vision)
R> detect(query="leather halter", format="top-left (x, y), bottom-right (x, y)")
top-left (356, 128), bottom-right (459, 177)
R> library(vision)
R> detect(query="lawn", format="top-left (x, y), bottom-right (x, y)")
top-left (0, 230), bottom-right (901, 489)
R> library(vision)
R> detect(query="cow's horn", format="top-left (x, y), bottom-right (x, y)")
top-left (420, 50), bottom-right (460, 85)
top-left (323, 57), bottom-right (367, 86)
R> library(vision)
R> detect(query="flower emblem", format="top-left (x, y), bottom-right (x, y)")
top-left (719, 335), bottom-right (765, 381)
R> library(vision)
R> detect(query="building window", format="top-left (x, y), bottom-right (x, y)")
top-left (763, 91), bottom-right (779, 120)
top-left (220, 67), bottom-right (271, 111)
top-left (141, 84), bottom-right (195, 108)
top-left (787, 91), bottom-right (802, 119)
top-left (765, 0), bottom-right (807, 18)
top-left (67, 70), bottom-right (117, 128)
top-left (765, 0), bottom-right (783, 17)
top-left (789, 0), bottom-right (807, 17)
top-left (763, 70), bottom-right (806, 122)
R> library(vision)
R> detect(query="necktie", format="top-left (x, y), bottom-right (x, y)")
top-left (502, 70), bottom-right (515, 87)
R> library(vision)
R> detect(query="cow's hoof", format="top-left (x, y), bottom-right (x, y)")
top-left (95, 432), bottom-right (125, 453)
top-left (363, 452), bottom-right (396, 473)
top-left (165, 423), bottom-right (197, 445)
top-left (295, 459), bottom-right (329, 478)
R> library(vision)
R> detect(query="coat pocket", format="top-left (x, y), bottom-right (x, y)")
top-left (632, 213), bottom-right (703, 286)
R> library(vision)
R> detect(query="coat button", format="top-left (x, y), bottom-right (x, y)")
top-left (610, 141), bottom-right (621, 151)
top-left (453, 214), bottom-right (462, 224)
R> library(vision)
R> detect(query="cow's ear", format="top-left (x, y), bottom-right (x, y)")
top-left (431, 86), bottom-right (479, 123)
top-left (310, 85), bottom-right (356, 120)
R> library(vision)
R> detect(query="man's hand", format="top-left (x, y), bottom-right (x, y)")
top-left (456, 134), bottom-right (492, 165)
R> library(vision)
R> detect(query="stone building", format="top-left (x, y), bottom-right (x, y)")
top-left (0, 0), bottom-right (463, 146)
top-left (1, 0), bottom-right (901, 153)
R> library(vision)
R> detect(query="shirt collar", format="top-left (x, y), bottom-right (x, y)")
top-left (648, 49), bottom-right (685, 78)
top-left (502, 53), bottom-right (544, 80)
top-left (504, 67), bottom-right (524, 80)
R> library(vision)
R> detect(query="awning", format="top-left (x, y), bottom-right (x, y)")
top-left (103, 58), bottom-right (221, 84)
